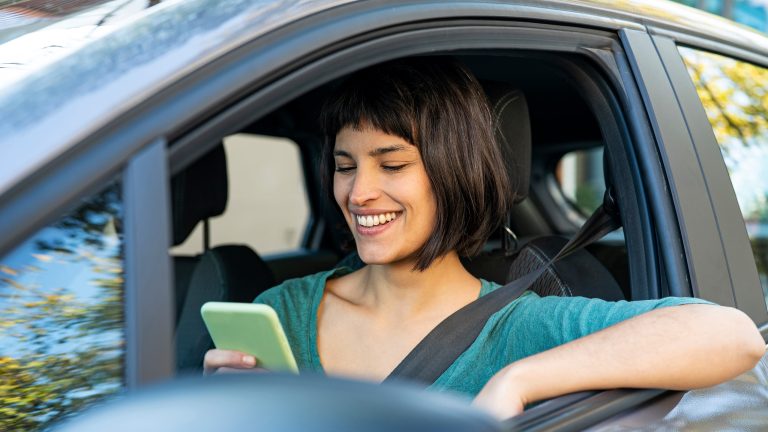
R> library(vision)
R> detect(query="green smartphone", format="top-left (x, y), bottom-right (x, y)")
top-left (200, 302), bottom-right (299, 373)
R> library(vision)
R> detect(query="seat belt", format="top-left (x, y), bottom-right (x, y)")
top-left (383, 190), bottom-right (621, 385)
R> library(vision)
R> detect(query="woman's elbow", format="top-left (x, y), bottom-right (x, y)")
top-left (680, 304), bottom-right (765, 378)
top-left (718, 306), bottom-right (765, 370)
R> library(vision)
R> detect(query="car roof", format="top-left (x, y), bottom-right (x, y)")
top-left (0, 0), bottom-right (766, 198)
top-left (577, 0), bottom-right (768, 49)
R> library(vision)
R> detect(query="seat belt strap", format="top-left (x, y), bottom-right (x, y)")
top-left (384, 194), bottom-right (621, 385)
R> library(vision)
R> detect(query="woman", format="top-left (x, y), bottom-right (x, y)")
top-left (204, 57), bottom-right (764, 419)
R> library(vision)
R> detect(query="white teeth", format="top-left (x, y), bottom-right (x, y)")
top-left (356, 212), bottom-right (398, 227)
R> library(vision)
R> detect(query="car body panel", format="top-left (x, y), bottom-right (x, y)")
top-left (123, 139), bottom-right (175, 387)
top-left (583, 0), bottom-right (768, 56)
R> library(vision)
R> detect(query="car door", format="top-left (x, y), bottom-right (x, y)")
top-left (0, 140), bottom-right (175, 431)
top-left (621, 28), bottom-right (768, 329)
top-left (672, 41), bottom-right (768, 332)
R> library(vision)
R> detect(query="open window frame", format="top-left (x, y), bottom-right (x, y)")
top-left (166, 18), bottom-right (685, 429)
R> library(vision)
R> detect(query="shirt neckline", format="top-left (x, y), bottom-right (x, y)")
top-left (307, 268), bottom-right (498, 374)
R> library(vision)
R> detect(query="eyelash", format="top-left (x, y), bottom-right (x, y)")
top-left (334, 164), bottom-right (408, 173)
top-left (383, 164), bottom-right (407, 172)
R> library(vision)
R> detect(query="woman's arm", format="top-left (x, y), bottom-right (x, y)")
top-left (474, 304), bottom-right (765, 419)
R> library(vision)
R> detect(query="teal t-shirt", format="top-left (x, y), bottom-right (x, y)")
top-left (254, 266), bottom-right (712, 397)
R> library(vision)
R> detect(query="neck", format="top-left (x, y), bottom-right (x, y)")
top-left (355, 252), bottom-right (480, 318)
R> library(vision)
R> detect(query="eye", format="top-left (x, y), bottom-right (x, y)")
top-left (335, 166), bottom-right (355, 173)
top-left (382, 164), bottom-right (408, 172)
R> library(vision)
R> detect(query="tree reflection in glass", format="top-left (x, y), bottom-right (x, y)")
top-left (0, 183), bottom-right (124, 431)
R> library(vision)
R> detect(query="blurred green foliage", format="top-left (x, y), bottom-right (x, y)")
top-left (574, 183), bottom-right (603, 216)
top-left (0, 185), bottom-right (124, 431)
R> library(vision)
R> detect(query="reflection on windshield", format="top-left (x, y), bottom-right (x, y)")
top-left (0, 0), bottom-right (163, 89)
top-left (0, 183), bottom-right (124, 431)
top-left (680, 47), bottom-right (768, 309)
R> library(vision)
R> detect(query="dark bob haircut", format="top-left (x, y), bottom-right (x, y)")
top-left (319, 57), bottom-right (513, 271)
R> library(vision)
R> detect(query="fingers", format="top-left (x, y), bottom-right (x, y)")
top-left (203, 349), bottom-right (258, 375)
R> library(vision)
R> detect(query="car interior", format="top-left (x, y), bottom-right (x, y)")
top-left (169, 52), bottom-right (634, 372)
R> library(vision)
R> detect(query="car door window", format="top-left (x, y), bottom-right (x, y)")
top-left (678, 46), bottom-right (768, 306)
top-left (0, 183), bottom-right (124, 431)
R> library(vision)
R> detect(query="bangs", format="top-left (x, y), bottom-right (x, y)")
top-left (319, 65), bottom-right (419, 146)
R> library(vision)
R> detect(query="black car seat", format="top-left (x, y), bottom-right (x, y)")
top-left (462, 83), bottom-right (625, 301)
top-left (171, 145), bottom-right (276, 371)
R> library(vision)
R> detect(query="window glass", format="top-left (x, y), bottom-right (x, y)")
top-left (556, 147), bottom-right (605, 217)
top-left (0, 183), bottom-right (124, 431)
top-left (171, 134), bottom-right (310, 255)
top-left (679, 46), bottom-right (768, 306)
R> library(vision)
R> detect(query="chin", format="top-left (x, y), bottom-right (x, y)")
top-left (356, 253), bottom-right (390, 266)
top-left (356, 246), bottom-right (399, 265)
top-left (357, 249), bottom-right (418, 268)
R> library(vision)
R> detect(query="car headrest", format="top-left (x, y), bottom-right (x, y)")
top-left (171, 145), bottom-right (228, 246)
top-left (484, 84), bottom-right (531, 204)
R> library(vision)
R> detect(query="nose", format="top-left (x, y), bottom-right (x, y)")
top-left (348, 167), bottom-right (380, 206)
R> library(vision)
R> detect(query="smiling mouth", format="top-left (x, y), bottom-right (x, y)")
top-left (355, 212), bottom-right (398, 228)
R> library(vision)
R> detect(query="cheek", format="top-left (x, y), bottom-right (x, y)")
top-left (396, 177), bottom-right (438, 232)
top-left (423, 195), bottom-right (439, 228)
top-left (416, 176), bottom-right (438, 221)
top-left (333, 174), bottom-right (349, 209)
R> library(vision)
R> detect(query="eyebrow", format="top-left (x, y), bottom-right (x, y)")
top-left (369, 144), bottom-right (410, 156)
top-left (333, 144), bottom-right (411, 158)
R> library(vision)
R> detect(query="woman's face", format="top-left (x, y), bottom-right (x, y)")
top-left (333, 126), bottom-right (437, 267)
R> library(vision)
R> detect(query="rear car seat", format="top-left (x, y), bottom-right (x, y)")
top-left (171, 145), bottom-right (276, 371)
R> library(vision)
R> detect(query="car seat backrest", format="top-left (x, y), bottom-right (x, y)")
top-left (485, 83), bottom-right (531, 206)
top-left (171, 145), bottom-right (229, 319)
top-left (175, 245), bottom-right (276, 371)
top-left (464, 83), bottom-right (625, 300)
top-left (171, 144), bottom-right (276, 371)
top-left (171, 145), bottom-right (229, 247)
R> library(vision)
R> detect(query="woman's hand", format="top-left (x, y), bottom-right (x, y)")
top-left (473, 365), bottom-right (526, 420)
top-left (203, 349), bottom-right (261, 375)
